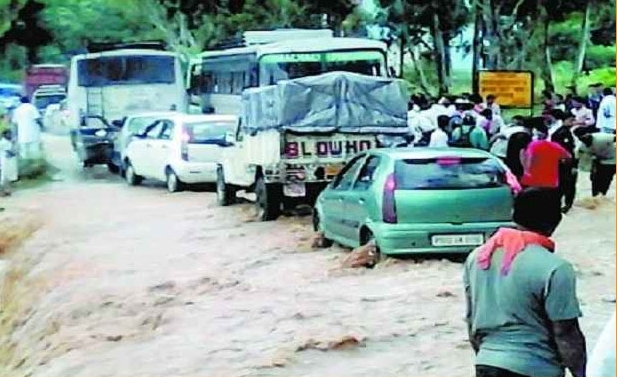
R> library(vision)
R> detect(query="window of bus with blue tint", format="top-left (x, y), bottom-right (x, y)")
top-left (258, 50), bottom-right (386, 86)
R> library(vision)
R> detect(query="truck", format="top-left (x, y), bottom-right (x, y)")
top-left (24, 64), bottom-right (68, 100)
top-left (215, 71), bottom-right (410, 221)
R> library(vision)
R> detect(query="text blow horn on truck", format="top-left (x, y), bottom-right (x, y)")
top-left (216, 71), bottom-right (411, 221)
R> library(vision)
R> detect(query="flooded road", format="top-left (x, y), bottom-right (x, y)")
top-left (0, 134), bottom-right (614, 376)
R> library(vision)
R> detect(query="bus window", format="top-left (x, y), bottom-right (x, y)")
top-left (77, 55), bottom-right (176, 86)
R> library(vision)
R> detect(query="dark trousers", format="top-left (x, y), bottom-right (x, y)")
top-left (559, 160), bottom-right (578, 209)
top-left (591, 161), bottom-right (616, 196)
top-left (476, 365), bottom-right (530, 377)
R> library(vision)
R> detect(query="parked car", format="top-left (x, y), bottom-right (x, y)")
top-left (112, 111), bottom-right (180, 175)
top-left (69, 115), bottom-right (121, 170)
top-left (0, 83), bottom-right (22, 111)
top-left (123, 114), bottom-right (238, 193)
top-left (313, 148), bottom-right (516, 259)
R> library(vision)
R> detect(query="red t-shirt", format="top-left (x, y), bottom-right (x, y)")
top-left (521, 140), bottom-right (571, 188)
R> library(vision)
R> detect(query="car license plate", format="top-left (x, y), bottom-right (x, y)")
top-left (431, 234), bottom-right (484, 247)
top-left (284, 182), bottom-right (306, 198)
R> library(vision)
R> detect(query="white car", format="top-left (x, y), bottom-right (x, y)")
top-left (123, 114), bottom-right (238, 192)
top-left (114, 111), bottom-right (180, 172)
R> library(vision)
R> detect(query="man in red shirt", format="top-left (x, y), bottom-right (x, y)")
top-left (521, 123), bottom-right (572, 211)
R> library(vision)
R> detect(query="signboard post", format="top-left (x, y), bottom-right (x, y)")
top-left (476, 70), bottom-right (534, 115)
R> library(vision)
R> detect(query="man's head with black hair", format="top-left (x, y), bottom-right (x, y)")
top-left (511, 115), bottom-right (525, 127)
top-left (20, 96), bottom-right (29, 104)
top-left (513, 188), bottom-right (563, 236)
top-left (437, 115), bottom-right (450, 130)
top-left (603, 87), bottom-right (614, 97)
top-left (480, 108), bottom-right (493, 120)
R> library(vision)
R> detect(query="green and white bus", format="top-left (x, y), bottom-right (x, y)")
top-left (187, 29), bottom-right (389, 115)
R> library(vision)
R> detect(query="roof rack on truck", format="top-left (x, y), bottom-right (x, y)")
top-left (86, 40), bottom-right (167, 53)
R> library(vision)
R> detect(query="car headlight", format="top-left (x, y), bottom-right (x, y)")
top-left (95, 129), bottom-right (108, 137)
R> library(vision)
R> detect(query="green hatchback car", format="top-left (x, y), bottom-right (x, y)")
top-left (313, 147), bottom-right (516, 256)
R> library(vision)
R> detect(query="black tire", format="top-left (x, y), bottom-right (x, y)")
top-left (125, 161), bottom-right (143, 186)
top-left (166, 168), bottom-right (184, 193)
top-left (107, 163), bottom-right (120, 174)
top-left (312, 209), bottom-right (333, 248)
top-left (216, 167), bottom-right (235, 206)
top-left (362, 230), bottom-right (385, 268)
top-left (255, 177), bottom-right (281, 221)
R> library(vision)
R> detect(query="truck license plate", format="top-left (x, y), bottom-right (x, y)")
top-left (284, 182), bottom-right (306, 198)
top-left (431, 234), bottom-right (484, 247)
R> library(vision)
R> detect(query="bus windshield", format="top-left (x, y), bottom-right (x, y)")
top-left (259, 50), bottom-right (386, 85)
top-left (77, 55), bottom-right (176, 87)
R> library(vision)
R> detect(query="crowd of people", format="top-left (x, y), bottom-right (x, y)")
top-left (406, 86), bottom-right (616, 214)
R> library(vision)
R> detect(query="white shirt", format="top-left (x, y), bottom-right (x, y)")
top-left (12, 103), bottom-right (41, 144)
top-left (572, 106), bottom-right (595, 128)
top-left (548, 120), bottom-right (563, 139)
top-left (429, 128), bottom-right (449, 147)
top-left (408, 110), bottom-right (436, 146)
top-left (597, 94), bottom-right (616, 131)
top-left (587, 311), bottom-right (616, 377)
top-left (485, 102), bottom-right (501, 116)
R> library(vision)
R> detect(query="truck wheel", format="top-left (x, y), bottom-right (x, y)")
top-left (216, 168), bottom-right (235, 206)
top-left (125, 161), bottom-right (143, 186)
top-left (255, 177), bottom-right (281, 221)
top-left (312, 209), bottom-right (333, 248)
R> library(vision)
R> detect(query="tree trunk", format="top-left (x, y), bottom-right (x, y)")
top-left (409, 46), bottom-right (432, 96)
top-left (571, 0), bottom-right (592, 87)
top-left (481, 0), bottom-right (497, 70)
top-left (472, 0), bottom-right (482, 94)
top-left (541, 7), bottom-right (555, 92)
top-left (432, 12), bottom-right (449, 95)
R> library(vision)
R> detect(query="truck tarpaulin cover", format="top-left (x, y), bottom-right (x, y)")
top-left (241, 71), bottom-right (409, 135)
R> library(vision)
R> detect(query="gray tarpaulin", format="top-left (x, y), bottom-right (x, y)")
top-left (241, 71), bottom-right (409, 135)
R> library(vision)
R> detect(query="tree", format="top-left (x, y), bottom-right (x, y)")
top-left (378, 0), bottom-right (469, 95)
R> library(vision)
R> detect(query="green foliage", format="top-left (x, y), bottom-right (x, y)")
top-left (586, 45), bottom-right (616, 70)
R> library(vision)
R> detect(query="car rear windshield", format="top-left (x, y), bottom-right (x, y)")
top-left (184, 121), bottom-right (236, 144)
top-left (394, 157), bottom-right (507, 190)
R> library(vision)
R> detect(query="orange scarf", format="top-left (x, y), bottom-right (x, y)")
top-left (477, 228), bottom-right (555, 275)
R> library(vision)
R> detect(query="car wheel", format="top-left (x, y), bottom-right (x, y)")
top-left (166, 169), bottom-right (183, 193)
top-left (255, 176), bottom-right (281, 221)
top-left (216, 167), bottom-right (234, 206)
top-left (125, 161), bottom-right (142, 186)
top-left (312, 209), bottom-right (333, 248)
top-left (363, 230), bottom-right (385, 268)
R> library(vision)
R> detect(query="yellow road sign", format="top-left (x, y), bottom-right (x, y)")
top-left (478, 71), bottom-right (534, 108)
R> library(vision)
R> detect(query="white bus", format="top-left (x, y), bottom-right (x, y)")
top-left (188, 29), bottom-right (389, 115)
top-left (67, 46), bottom-right (188, 128)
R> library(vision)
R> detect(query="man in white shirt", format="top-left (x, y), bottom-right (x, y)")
top-left (484, 94), bottom-right (501, 117)
top-left (429, 115), bottom-right (450, 147)
top-left (571, 96), bottom-right (596, 130)
top-left (596, 88), bottom-right (615, 134)
top-left (11, 96), bottom-right (42, 159)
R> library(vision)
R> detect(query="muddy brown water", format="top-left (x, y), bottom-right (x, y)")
top-left (0, 134), bottom-right (614, 376)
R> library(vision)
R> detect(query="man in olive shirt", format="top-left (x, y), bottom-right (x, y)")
top-left (464, 188), bottom-right (587, 377)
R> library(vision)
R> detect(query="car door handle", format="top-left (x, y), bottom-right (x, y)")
top-left (358, 198), bottom-right (365, 204)
top-left (161, 145), bottom-right (168, 149)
